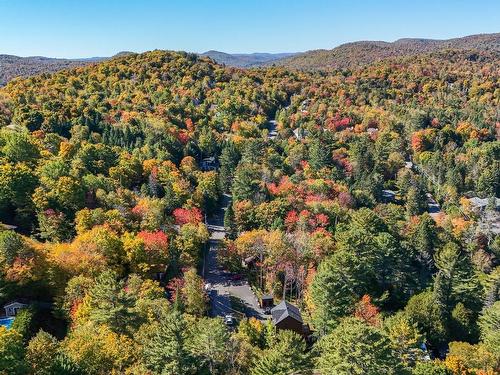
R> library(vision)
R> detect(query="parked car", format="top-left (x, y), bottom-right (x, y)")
top-left (224, 314), bottom-right (234, 326)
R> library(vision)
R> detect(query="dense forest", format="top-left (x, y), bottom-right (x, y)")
top-left (272, 33), bottom-right (500, 70)
top-left (0, 43), bottom-right (498, 375)
top-left (0, 55), bottom-right (101, 87)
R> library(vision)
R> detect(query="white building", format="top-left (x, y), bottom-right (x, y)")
top-left (4, 301), bottom-right (29, 317)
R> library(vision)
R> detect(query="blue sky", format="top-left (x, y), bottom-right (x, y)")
top-left (0, 0), bottom-right (498, 58)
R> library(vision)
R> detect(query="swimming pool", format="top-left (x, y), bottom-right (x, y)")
top-left (0, 317), bottom-right (14, 329)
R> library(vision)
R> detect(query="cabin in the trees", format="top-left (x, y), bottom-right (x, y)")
top-left (200, 156), bottom-right (218, 171)
top-left (3, 300), bottom-right (29, 317)
top-left (271, 300), bottom-right (304, 335)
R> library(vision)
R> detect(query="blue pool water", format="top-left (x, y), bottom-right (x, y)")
top-left (0, 317), bottom-right (14, 329)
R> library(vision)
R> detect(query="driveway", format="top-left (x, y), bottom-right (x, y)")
top-left (205, 194), bottom-right (265, 320)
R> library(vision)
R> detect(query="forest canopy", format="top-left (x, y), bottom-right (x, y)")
top-left (0, 46), bottom-right (498, 375)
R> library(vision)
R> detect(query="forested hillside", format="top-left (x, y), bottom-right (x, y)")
top-left (0, 47), bottom-right (498, 374)
top-left (201, 51), bottom-right (298, 67)
top-left (273, 33), bottom-right (500, 70)
top-left (1, 33), bottom-right (497, 87)
top-left (0, 55), bottom-right (103, 87)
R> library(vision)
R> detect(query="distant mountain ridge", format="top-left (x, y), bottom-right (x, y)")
top-left (1, 33), bottom-right (498, 85)
top-left (200, 50), bottom-right (298, 67)
top-left (0, 55), bottom-right (109, 86)
top-left (272, 33), bottom-right (500, 70)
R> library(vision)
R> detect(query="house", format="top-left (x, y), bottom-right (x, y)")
top-left (381, 189), bottom-right (396, 203)
top-left (271, 300), bottom-right (304, 335)
top-left (200, 157), bottom-right (218, 171)
top-left (468, 197), bottom-right (500, 235)
top-left (469, 197), bottom-right (500, 212)
top-left (4, 300), bottom-right (29, 317)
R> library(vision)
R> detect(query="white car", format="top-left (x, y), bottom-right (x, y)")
top-left (224, 314), bottom-right (234, 326)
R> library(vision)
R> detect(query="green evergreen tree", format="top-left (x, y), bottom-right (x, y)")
top-left (11, 307), bottom-right (36, 343)
top-left (187, 317), bottom-right (230, 375)
top-left (478, 301), bottom-right (500, 355)
top-left (198, 126), bottom-right (218, 157)
top-left (412, 361), bottom-right (452, 375)
top-left (316, 317), bottom-right (403, 375)
top-left (251, 330), bottom-right (311, 375)
top-left (434, 242), bottom-right (482, 310)
top-left (87, 271), bottom-right (137, 334)
top-left (137, 309), bottom-right (192, 375)
top-left (232, 164), bottom-right (263, 203)
top-left (404, 290), bottom-right (448, 348)
top-left (308, 138), bottom-right (329, 172)
top-left (450, 302), bottom-right (478, 342)
top-left (310, 253), bottom-right (362, 334)
top-left (219, 141), bottom-right (240, 193)
top-left (405, 186), bottom-right (427, 217)
top-left (410, 213), bottom-right (439, 272)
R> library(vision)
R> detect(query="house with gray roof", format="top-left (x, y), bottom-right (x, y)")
top-left (271, 300), bottom-right (304, 335)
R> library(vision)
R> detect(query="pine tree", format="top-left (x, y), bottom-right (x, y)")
top-left (411, 213), bottom-right (439, 271)
top-left (138, 309), bottom-right (191, 375)
top-left (198, 126), bottom-right (217, 157)
top-left (219, 141), bottom-right (240, 193)
top-left (308, 138), bottom-right (329, 173)
top-left (232, 164), bottom-right (262, 203)
top-left (310, 252), bottom-right (361, 334)
top-left (251, 330), bottom-right (311, 375)
top-left (405, 186), bottom-right (427, 217)
top-left (317, 317), bottom-right (403, 375)
top-left (434, 242), bottom-right (482, 310)
top-left (87, 271), bottom-right (137, 334)
top-left (478, 301), bottom-right (500, 354)
top-left (187, 317), bottom-right (230, 374)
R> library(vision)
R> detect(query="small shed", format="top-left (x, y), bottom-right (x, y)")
top-left (260, 295), bottom-right (274, 312)
top-left (4, 301), bottom-right (29, 317)
top-left (271, 301), bottom-right (303, 335)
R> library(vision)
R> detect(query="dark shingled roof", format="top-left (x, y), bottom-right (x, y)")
top-left (271, 300), bottom-right (303, 325)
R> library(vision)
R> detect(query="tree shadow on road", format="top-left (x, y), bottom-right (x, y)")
top-left (229, 294), bottom-right (265, 320)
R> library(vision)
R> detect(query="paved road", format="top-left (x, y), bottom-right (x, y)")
top-left (205, 194), bottom-right (265, 320)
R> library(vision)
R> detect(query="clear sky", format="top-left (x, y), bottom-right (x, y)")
top-left (0, 0), bottom-right (498, 58)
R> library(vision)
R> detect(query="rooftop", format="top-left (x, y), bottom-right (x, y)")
top-left (271, 300), bottom-right (303, 325)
